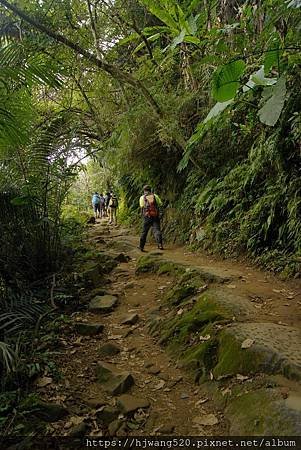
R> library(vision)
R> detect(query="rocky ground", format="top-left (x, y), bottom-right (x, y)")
top-left (32, 220), bottom-right (301, 438)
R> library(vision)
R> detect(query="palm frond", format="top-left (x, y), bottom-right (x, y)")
top-left (0, 341), bottom-right (16, 373)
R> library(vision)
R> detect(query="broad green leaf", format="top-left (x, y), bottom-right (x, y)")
top-left (212, 60), bottom-right (246, 102)
top-left (204, 100), bottom-right (233, 123)
top-left (258, 76), bottom-right (286, 126)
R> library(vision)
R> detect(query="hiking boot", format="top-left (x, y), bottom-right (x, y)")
top-left (158, 245), bottom-right (164, 250)
top-left (138, 247), bottom-right (146, 252)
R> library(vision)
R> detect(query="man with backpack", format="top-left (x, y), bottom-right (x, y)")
top-left (91, 192), bottom-right (101, 219)
top-left (139, 185), bottom-right (163, 251)
top-left (108, 192), bottom-right (118, 225)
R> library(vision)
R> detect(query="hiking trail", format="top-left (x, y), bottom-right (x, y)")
top-left (37, 220), bottom-right (301, 437)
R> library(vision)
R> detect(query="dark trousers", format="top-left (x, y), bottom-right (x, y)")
top-left (140, 217), bottom-right (162, 249)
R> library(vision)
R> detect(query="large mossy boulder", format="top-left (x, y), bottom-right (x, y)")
top-left (136, 254), bottom-right (186, 276)
top-left (151, 285), bottom-right (301, 383)
top-left (159, 291), bottom-right (232, 349)
top-left (226, 388), bottom-right (301, 435)
top-left (136, 254), bottom-right (231, 284)
top-left (213, 323), bottom-right (301, 381)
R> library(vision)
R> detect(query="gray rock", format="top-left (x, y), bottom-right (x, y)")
top-left (74, 322), bottom-right (104, 336)
top-left (89, 295), bottom-right (118, 313)
top-left (68, 422), bottom-right (87, 437)
top-left (117, 394), bottom-right (150, 414)
top-left (121, 313), bottom-right (139, 326)
top-left (97, 406), bottom-right (119, 424)
top-left (33, 401), bottom-right (68, 422)
top-left (99, 343), bottom-right (120, 357)
top-left (96, 361), bottom-right (134, 395)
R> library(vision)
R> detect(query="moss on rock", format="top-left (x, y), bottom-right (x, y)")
top-left (156, 291), bottom-right (232, 382)
top-left (213, 331), bottom-right (266, 378)
top-left (136, 254), bottom-right (185, 276)
top-left (226, 388), bottom-right (301, 435)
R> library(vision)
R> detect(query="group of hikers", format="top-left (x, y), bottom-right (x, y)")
top-left (91, 191), bottom-right (118, 225)
top-left (91, 185), bottom-right (163, 251)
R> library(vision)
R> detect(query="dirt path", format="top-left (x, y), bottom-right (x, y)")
top-left (41, 220), bottom-right (301, 437)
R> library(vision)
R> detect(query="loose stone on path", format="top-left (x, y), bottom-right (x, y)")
top-left (96, 361), bottom-right (134, 395)
top-left (74, 322), bottom-right (104, 336)
top-left (117, 394), bottom-right (150, 414)
top-left (88, 295), bottom-right (118, 313)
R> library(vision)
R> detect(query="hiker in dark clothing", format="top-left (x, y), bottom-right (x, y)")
top-left (139, 185), bottom-right (163, 252)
